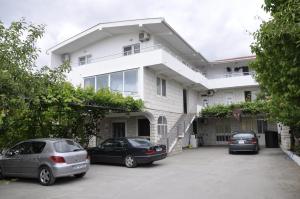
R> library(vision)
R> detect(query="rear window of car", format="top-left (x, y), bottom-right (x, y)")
top-left (54, 140), bottom-right (83, 153)
top-left (233, 133), bottom-right (255, 139)
top-left (128, 138), bottom-right (151, 147)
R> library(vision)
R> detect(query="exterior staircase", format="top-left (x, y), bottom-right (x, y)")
top-left (159, 113), bottom-right (196, 154)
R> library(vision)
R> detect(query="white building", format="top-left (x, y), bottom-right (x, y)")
top-left (48, 18), bottom-right (278, 153)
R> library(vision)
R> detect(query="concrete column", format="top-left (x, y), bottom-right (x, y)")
top-left (278, 123), bottom-right (291, 150)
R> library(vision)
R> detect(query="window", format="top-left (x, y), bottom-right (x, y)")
top-left (54, 140), bottom-right (83, 153)
top-left (156, 77), bottom-right (166, 96)
top-left (156, 77), bottom-right (161, 95)
top-left (96, 74), bottom-right (109, 91)
top-left (110, 71), bottom-right (123, 92)
top-left (133, 44), bottom-right (140, 53)
top-left (79, 54), bottom-right (92, 65)
top-left (123, 43), bottom-right (140, 56)
top-left (128, 138), bottom-right (151, 147)
top-left (244, 91), bottom-right (252, 101)
top-left (124, 69), bottom-right (138, 95)
top-left (31, 142), bottom-right (46, 154)
top-left (157, 116), bottom-right (167, 137)
top-left (8, 142), bottom-right (32, 155)
top-left (242, 66), bottom-right (249, 75)
top-left (84, 69), bottom-right (138, 95)
top-left (203, 99), bottom-right (209, 107)
top-left (84, 77), bottom-right (95, 90)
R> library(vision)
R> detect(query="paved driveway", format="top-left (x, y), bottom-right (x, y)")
top-left (1, 147), bottom-right (300, 199)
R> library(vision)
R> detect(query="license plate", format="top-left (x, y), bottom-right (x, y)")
top-left (156, 147), bottom-right (162, 152)
top-left (73, 164), bottom-right (86, 169)
top-left (238, 140), bottom-right (245, 144)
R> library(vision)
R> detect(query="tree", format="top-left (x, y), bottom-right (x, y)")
top-left (0, 20), bottom-right (143, 149)
top-left (250, 0), bottom-right (300, 138)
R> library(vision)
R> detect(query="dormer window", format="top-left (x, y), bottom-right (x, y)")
top-left (123, 43), bottom-right (140, 56)
top-left (79, 54), bottom-right (92, 65)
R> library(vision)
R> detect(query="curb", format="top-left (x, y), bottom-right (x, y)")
top-left (280, 145), bottom-right (300, 166)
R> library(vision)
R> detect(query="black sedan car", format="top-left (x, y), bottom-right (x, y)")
top-left (88, 137), bottom-right (167, 168)
top-left (228, 131), bottom-right (260, 154)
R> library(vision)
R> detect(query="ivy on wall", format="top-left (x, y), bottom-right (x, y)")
top-left (201, 100), bottom-right (270, 118)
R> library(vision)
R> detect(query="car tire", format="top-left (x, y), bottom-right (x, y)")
top-left (124, 155), bottom-right (137, 168)
top-left (229, 150), bottom-right (233, 154)
top-left (74, 173), bottom-right (86, 178)
top-left (39, 166), bottom-right (55, 186)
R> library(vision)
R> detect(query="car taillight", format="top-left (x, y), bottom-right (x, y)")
top-left (251, 138), bottom-right (257, 144)
top-left (50, 156), bottom-right (65, 163)
top-left (228, 139), bottom-right (234, 144)
top-left (86, 154), bottom-right (90, 160)
top-left (145, 149), bottom-right (155, 155)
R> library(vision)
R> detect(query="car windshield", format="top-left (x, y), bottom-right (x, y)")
top-left (54, 140), bottom-right (83, 153)
top-left (233, 133), bottom-right (255, 139)
top-left (127, 138), bottom-right (151, 147)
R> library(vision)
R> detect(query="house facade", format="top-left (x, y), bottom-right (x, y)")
top-left (48, 18), bottom-right (278, 153)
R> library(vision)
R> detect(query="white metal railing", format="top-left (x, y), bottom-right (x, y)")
top-left (71, 44), bottom-right (205, 74)
top-left (206, 71), bottom-right (256, 79)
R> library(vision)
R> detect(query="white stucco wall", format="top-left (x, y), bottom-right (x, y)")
top-left (198, 86), bottom-right (260, 106)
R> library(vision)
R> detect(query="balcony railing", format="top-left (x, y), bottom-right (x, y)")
top-left (206, 71), bottom-right (256, 79)
top-left (72, 44), bottom-right (205, 74)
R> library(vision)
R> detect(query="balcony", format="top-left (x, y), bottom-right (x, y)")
top-left (66, 44), bottom-right (258, 92)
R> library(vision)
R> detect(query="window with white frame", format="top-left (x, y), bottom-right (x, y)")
top-left (84, 69), bottom-right (138, 95)
top-left (96, 74), bottom-right (109, 91)
top-left (124, 69), bottom-right (138, 95)
top-left (79, 54), bottom-right (92, 66)
top-left (123, 43), bottom-right (140, 56)
top-left (84, 77), bottom-right (95, 89)
top-left (157, 116), bottom-right (167, 137)
top-left (110, 71), bottom-right (123, 92)
top-left (156, 77), bottom-right (166, 96)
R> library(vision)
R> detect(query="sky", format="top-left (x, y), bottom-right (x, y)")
top-left (0, 0), bottom-right (269, 66)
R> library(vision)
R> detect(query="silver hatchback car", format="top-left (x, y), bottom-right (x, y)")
top-left (0, 138), bottom-right (89, 185)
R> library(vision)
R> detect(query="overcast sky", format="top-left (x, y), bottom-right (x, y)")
top-left (0, 0), bottom-right (269, 66)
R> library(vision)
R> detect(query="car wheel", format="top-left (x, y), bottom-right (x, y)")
top-left (74, 173), bottom-right (86, 178)
top-left (0, 167), bottom-right (4, 180)
top-left (124, 155), bottom-right (137, 168)
top-left (228, 150), bottom-right (233, 154)
top-left (39, 166), bottom-right (55, 186)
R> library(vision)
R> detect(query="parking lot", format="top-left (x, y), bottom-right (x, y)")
top-left (1, 147), bottom-right (300, 199)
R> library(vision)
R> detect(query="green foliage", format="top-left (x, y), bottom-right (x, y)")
top-left (0, 20), bottom-right (143, 149)
top-left (250, 0), bottom-right (300, 129)
top-left (201, 100), bottom-right (269, 118)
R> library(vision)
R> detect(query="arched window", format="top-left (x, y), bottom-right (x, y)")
top-left (157, 116), bottom-right (167, 137)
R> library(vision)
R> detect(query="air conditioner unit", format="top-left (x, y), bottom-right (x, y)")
top-left (139, 32), bottom-right (150, 42)
top-left (207, 90), bottom-right (215, 96)
top-left (61, 53), bottom-right (70, 62)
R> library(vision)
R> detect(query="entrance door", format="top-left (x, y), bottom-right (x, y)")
top-left (138, 119), bottom-right (150, 137)
top-left (113, 122), bottom-right (125, 138)
top-left (257, 119), bottom-right (267, 146)
top-left (183, 89), bottom-right (187, 114)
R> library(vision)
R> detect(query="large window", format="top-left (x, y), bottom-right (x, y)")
top-left (123, 43), bottom-right (140, 56)
top-left (110, 72), bottom-right (123, 92)
top-left (84, 69), bottom-right (138, 96)
top-left (157, 77), bottom-right (166, 96)
top-left (124, 69), bottom-right (138, 95)
top-left (96, 74), bottom-right (109, 91)
top-left (84, 77), bottom-right (95, 90)
top-left (157, 116), bottom-right (167, 137)
top-left (79, 54), bottom-right (92, 66)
